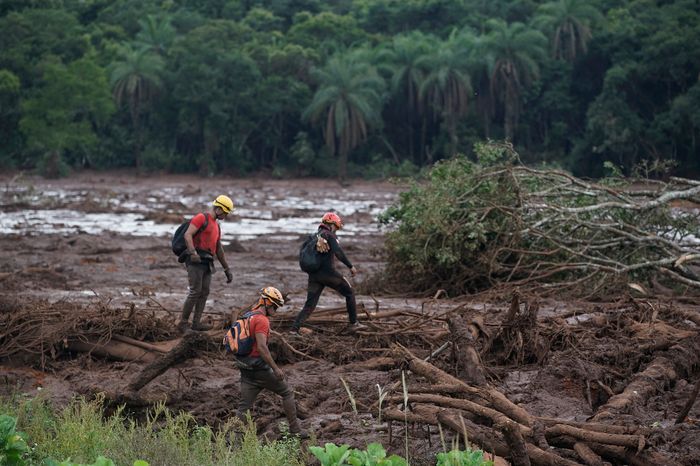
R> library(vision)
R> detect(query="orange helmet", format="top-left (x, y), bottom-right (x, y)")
top-left (321, 212), bottom-right (343, 229)
top-left (259, 286), bottom-right (284, 308)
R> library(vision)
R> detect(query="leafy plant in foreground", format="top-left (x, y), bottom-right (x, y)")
top-left (310, 442), bottom-right (407, 466)
top-left (436, 448), bottom-right (494, 466)
top-left (0, 414), bottom-right (29, 466)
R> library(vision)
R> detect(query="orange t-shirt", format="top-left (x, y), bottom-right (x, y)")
top-left (190, 212), bottom-right (220, 255)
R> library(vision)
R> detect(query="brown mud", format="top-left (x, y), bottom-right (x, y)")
top-left (1, 173), bottom-right (699, 465)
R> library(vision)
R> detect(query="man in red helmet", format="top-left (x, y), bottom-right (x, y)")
top-left (291, 212), bottom-right (364, 334)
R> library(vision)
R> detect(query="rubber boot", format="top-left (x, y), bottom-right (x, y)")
top-left (282, 396), bottom-right (309, 439)
top-left (292, 308), bottom-right (312, 332)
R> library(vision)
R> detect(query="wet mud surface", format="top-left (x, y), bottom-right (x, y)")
top-left (1, 173), bottom-right (699, 465)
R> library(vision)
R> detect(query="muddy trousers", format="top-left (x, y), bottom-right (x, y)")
top-left (292, 271), bottom-right (357, 330)
top-left (180, 262), bottom-right (212, 327)
top-left (236, 368), bottom-right (303, 433)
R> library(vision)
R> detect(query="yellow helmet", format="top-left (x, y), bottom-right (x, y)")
top-left (259, 286), bottom-right (284, 307)
top-left (213, 195), bottom-right (234, 214)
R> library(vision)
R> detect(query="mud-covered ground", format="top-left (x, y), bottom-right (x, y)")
top-left (1, 173), bottom-right (699, 465)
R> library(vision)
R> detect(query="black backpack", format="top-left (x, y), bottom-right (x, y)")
top-left (299, 232), bottom-right (323, 273)
top-left (171, 214), bottom-right (209, 256)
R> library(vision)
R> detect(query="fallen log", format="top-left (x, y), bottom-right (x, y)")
top-left (591, 336), bottom-right (700, 422)
top-left (545, 424), bottom-right (645, 452)
top-left (537, 417), bottom-right (648, 436)
top-left (403, 348), bottom-right (533, 426)
top-left (438, 410), bottom-right (583, 466)
top-left (127, 331), bottom-right (212, 392)
top-left (572, 443), bottom-right (604, 466)
top-left (387, 393), bottom-right (532, 437)
top-left (499, 418), bottom-right (531, 466)
top-left (68, 339), bottom-right (159, 363)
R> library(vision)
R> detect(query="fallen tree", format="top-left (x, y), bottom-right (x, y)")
top-left (378, 142), bottom-right (700, 297)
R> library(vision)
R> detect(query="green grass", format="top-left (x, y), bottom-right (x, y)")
top-left (0, 394), bottom-right (307, 466)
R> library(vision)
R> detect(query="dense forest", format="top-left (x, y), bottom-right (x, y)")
top-left (0, 0), bottom-right (698, 179)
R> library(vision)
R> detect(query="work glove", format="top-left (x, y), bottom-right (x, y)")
top-left (316, 236), bottom-right (330, 253)
top-left (189, 253), bottom-right (201, 263)
top-left (224, 268), bottom-right (233, 283)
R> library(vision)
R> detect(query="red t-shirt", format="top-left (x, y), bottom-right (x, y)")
top-left (248, 311), bottom-right (270, 357)
top-left (190, 212), bottom-right (220, 255)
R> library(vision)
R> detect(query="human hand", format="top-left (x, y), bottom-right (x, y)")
top-left (189, 253), bottom-right (201, 263)
top-left (316, 236), bottom-right (330, 253)
top-left (273, 367), bottom-right (286, 380)
top-left (224, 268), bottom-right (233, 283)
top-left (350, 266), bottom-right (358, 277)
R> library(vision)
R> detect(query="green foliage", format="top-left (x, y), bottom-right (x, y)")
top-left (435, 448), bottom-right (493, 466)
top-left (1, 0), bottom-right (699, 177)
top-left (310, 442), bottom-right (407, 466)
top-left (1, 395), bottom-right (306, 466)
top-left (19, 55), bottom-right (114, 169)
top-left (0, 414), bottom-right (29, 466)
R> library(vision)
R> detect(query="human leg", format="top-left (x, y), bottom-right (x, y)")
top-left (324, 273), bottom-right (357, 324)
top-left (179, 263), bottom-right (207, 329)
top-left (192, 266), bottom-right (213, 330)
top-left (291, 276), bottom-right (324, 331)
top-left (236, 369), bottom-right (263, 424)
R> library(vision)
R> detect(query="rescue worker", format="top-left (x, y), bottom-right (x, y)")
top-left (177, 195), bottom-right (234, 332)
top-left (291, 212), bottom-right (364, 334)
top-left (235, 287), bottom-right (309, 438)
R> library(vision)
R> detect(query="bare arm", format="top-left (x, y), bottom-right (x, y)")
top-left (255, 332), bottom-right (285, 380)
top-left (184, 223), bottom-right (199, 254)
top-left (216, 240), bottom-right (229, 269)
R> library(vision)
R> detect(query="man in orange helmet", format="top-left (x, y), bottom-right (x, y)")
top-left (177, 195), bottom-right (234, 331)
top-left (291, 212), bottom-right (363, 334)
top-left (235, 287), bottom-right (308, 438)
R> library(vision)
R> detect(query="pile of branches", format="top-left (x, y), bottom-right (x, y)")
top-left (380, 149), bottom-right (700, 297)
top-left (0, 298), bottom-right (172, 368)
top-left (376, 294), bottom-right (700, 465)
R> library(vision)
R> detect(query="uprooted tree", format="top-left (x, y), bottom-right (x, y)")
top-left (378, 142), bottom-right (700, 296)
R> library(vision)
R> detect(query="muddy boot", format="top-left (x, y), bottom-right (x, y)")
top-left (191, 306), bottom-right (212, 331)
top-left (283, 396), bottom-right (309, 439)
top-left (176, 320), bottom-right (189, 333)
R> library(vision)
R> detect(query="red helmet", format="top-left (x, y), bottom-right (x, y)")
top-left (322, 212), bottom-right (343, 229)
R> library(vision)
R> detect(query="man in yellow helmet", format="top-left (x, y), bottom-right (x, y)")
top-left (178, 195), bottom-right (234, 331)
top-left (234, 287), bottom-right (309, 438)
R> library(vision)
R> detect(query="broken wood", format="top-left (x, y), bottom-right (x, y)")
top-left (591, 336), bottom-right (700, 421)
top-left (68, 339), bottom-right (159, 363)
top-left (437, 410), bottom-right (582, 466)
top-left (387, 393), bottom-right (532, 437)
top-left (499, 418), bottom-right (531, 466)
top-left (572, 443), bottom-right (604, 466)
top-left (675, 377), bottom-right (700, 424)
top-left (545, 424), bottom-right (645, 452)
top-left (127, 331), bottom-right (211, 392)
top-left (403, 348), bottom-right (533, 426)
top-left (448, 315), bottom-right (487, 385)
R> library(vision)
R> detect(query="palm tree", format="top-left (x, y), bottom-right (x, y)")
top-left (533, 0), bottom-right (603, 61)
top-left (135, 14), bottom-right (176, 55)
top-left (303, 53), bottom-right (385, 181)
top-left (484, 19), bottom-right (547, 141)
top-left (417, 30), bottom-right (473, 157)
top-left (110, 46), bottom-right (164, 168)
top-left (377, 31), bottom-right (435, 162)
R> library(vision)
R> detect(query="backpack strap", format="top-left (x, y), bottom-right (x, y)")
top-left (193, 213), bottom-right (209, 238)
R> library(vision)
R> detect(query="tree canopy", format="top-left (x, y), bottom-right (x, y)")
top-left (0, 0), bottom-right (698, 178)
